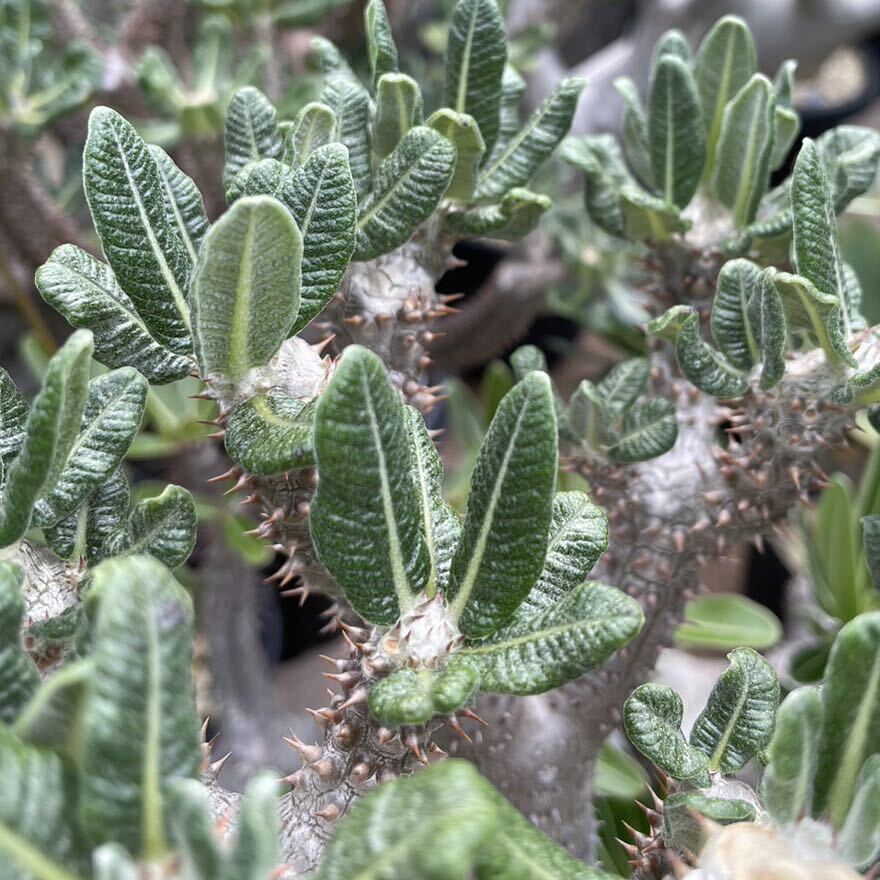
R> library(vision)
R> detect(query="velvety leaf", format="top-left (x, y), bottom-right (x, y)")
top-left (561, 134), bottom-right (629, 237)
top-left (620, 186), bottom-right (687, 240)
top-left (84, 470), bottom-right (131, 565)
top-left (223, 87), bottom-right (283, 190)
top-left (770, 106), bottom-right (799, 171)
top-left (837, 754), bottom-right (880, 869)
top-left (448, 372), bottom-right (557, 637)
top-left (404, 407), bottom-right (461, 592)
top-left (443, 0), bottom-right (507, 157)
top-left (760, 686), bottom-right (823, 825)
top-left (676, 594), bottom-right (782, 652)
top-left (321, 76), bottom-right (373, 197)
top-left (491, 65), bottom-right (526, 156)
top-left (0, 562), bottom-right (39, 724)
top-left (372, 73), bottom-right (424, 160)
top-left (311, 346), bottom-right (431, 624)
top-left (774, 59), bottom-right (797, 108)
top-left (771, 271), bottom-right (854, 365)
top-left (426, 109), bottom-right (485, 201)
top-left (463, 582), bottom-right (642, 695)
top-left (863, 514), bottom-right (880, 590)
top-left (812, 611), bottom-right (880, 828)
top-left (285, 101), bottom-right (337, 167)
top-left (624, 683), bottom-right (711, 781)
top-left (747, 270), bottom-right (786, 389)
top-left (316, 760), bottom-right (497, 880)
top-left (711, 74), bottom-right (775, 227)
top-left (475, 77), bottom-right (586, 201)
top-left (80, 555), bottom-right (201, 857)
top-left (649, 56), bottom-right (705, 208)
top-left (509, 345), bottom-right (547, 378)
top-left (33, 369), bottom-right (147, 527)
top-left (817, 125), bottom-right (880, 211)
top-left (661, 791), bottom-right (755, 852)
top-left (225, 394), bottom-right (316, 474)
top-left (226, 158), bottom-right (292, 202)
top-left (690, 647), bottom-right (780, 773)
top-left (509, 491), bottom-right (607, 623)
top-left (368, 667), bottom-right (435, 726)
top-left (0, 369), bottom-right (28, 484)
top-left (365, 0), bottom-right (398, 87)
top-left (191, 195), bottom-right (302, 380)
top-left (36, 245), bottom-right (193, 384)
top-left (694, 15), bottom-right (757, 165)
top-left (614, 76), bottom-right (653, 187)
top-left (285, 143), bottom-right (357, 334)
top-left (222, 773), bottom-right (280, 880)
top-left (103, 485), bottom-right (197, 569)
top-left (431, 660), bottom-right (481, 714)
top-left (596, 358), bottom-right (649, 415)
top-left (651, 29), bottom-right (692, 68)
top-left (354, 126), bottom-right (456, 261)
top-left (791, 139), bottom-right (851, 330)
top-left (149, 145), bottom-right (209, 265)
top-left (444, 188), bottom-right (551, 239)
top-left (0, 331), bottom-right (92, 548)
top-left (606, 399), bottom-right (678, 463)
top-left (710, 258), bottom-right (762, 369)
top-left (675, 310), bottom-right (749, 398)
top-left (83, 108), bottom-right (191, 353)
top-left (0, 726), bottom-right (84, 880)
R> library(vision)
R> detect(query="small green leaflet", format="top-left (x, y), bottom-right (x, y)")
top-left (710, 258), bottom-right (762, 369)
top-left (448, 372), bottom-right (558, 637)
top-left (191, 195), bottom-right (302, 380)
top-left (649, 56), bottom-right (705, 208)
top-left (310, 346), bottom-right (431, 624)
top-left (0, 369), bottom-right (28, 485)
top-left (321, 76), bottom-right (373, 198)
top-left (443, 0), bottom-right (507, 158)
top-left (84, 108), bottom-right (192, 353)
top-left (427, 109), bottom-right (485, 201)
top-left (354, 126), bottom-right (456, 261)
top-left (285, 102), bottom-right (337, 167)
top-left (223, 87), bottom-right (284, 190)
top-left (372, 73), bottom-right (424, 159)
top-left (464, 582), bottom-right (642, 695)
top-left (445, 188), bottom-right (551, 240)
top-left (614, 77), bottom-right (653, 187)
top-left (747, 270), bottom-right (786, 390)
top-left (689, 647), bottom-right (779, 773)
top-left (606, 399), bottom-right (678, 463)
top-left (365, 0), bottom-right (398, 87)
top-left (674, 310), bottom-right (748, 398)
top-left (838, 755), bottom-right (880, 869)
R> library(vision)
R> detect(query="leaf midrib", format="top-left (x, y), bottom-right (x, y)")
top-left (228, 208), bottom-right (257, 379)
top-left (142, 593), bottom-right (166, 859)
top-left (455, 0), bottom-right (480, 114)
top-left (707, 665), bottom-right (751, 772)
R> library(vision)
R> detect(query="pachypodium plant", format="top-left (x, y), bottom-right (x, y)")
top-left (622, 613), bottom-right (880, 878)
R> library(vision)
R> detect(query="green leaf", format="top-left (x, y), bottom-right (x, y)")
top-left (80, 555), bottom-right (201, 858)
top-left (36, 245), bottom-right (193, 384)
top-left (365, 0), bottom-right (398, 87)
top-left (191, 195), bottom-right (302, 380)
top-left (103, 485), bottom-right (197, 569)
top-left (812, 612), bottom-right (880, 828)
top-left (0, 726), bottom-right (84, 880)
top-left (771, 271), bottom-right (854, 365)
top-left (321, 76), bottom-right (373, 198)
top-left (311, 346), bottom-right (430, 624)
top-left (368, 668), bottom-right (435, 727)
top-left (492, 65), bottom-right (526, 154)
top-left (223, 87), bottom-right (283, 190)
top-left (227, 158), bottom-right (291, 202)
top-left (747, 270), bottom-right (786, 389)
top-left (316, 760), bottom-right (498, 880)
top-left (770, 106), bottom-right (799, 171)
top-left (149, 145), bottom-right (209, 266)
top-left (285, 102), bottom-right (338, 167)
top-left (760, 686), bottom-right (822, 825)
top-left (225, 393), bottom-right (316, 474)
top-left (508, 492), bottom-right (607, 623)
top-left (0, 369), bottom-right (28, 485)
top-left (426, 109), bottom-right (485, 201)
top-left (863, 514), bottom-right (880, 590)
top-left (84, 107), bottom-right (191, 352)
top-left (711, 74), bottom-right (775, 227)
top-left (774, 59), bottom-right (797, 108)
top-left (463, 582), bottom-right (642, 695)
top-left (694, 15), bottom-right (757, 166)
top-left (509, 345), bottom-right (547, 378)
top-left (837, 754), bottom-right (880, 868)
top-left (676, 594), bottom-right (782, 652)
top-left (354, 126), bottom-right (456, 261)
top-left (561, 134), bottom-right (629, 237)
top-left (675, 310), bottom-right (748, 398)
top-left (0, 330), bottom-right (93, 548)
top-left (690, 647), bottom-right (780, 773)
top-left (596, 358), bottom-right (649, 414)
top-left (817, 125), bottom-right (880, 211)
top-left (710, 258), bottom-right (762, 369)
top-left (0, 562), bottom-right (39, 724)
top-left (431, 660), bottom-right (481, 714)
top-left (661, 791), bottom-right (755, 852)
top-left (620, 185), bottom-right (687, 240)
top-left (448, 372), bottom-right (557, 637)
top-left (372, 73), bottom-right (424, 159)
top-left (443, 0), bottom-right (507, 158)
top-left (33, 369), bottom-right (147, 527)
top-left (614, 77), bottom-right (654, 187)
top-left (651, 29), bottom-right (692, 68)
top-left (475, 77), bottom-right (586, 201)
top-left (649, 56), bottom-right (705, 208)
top-left (445, 188), bottom-right (551, 240)
top-left (168, 781), bottom-right (223, 880)
top-left (624, 683), bottom-right (711, 782)
top-left (84, 470), bottom-right (132, 565)
top-left (791, 139), bottom-right (851, 330)
top-left (286, 143), bottom-right (357, 335)
top-left (404, 407), bottom-right (461, 592)
top-left (606, 399), bottom-right (678, 463)
top-left (222, 773), bottom-right (280, 880)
